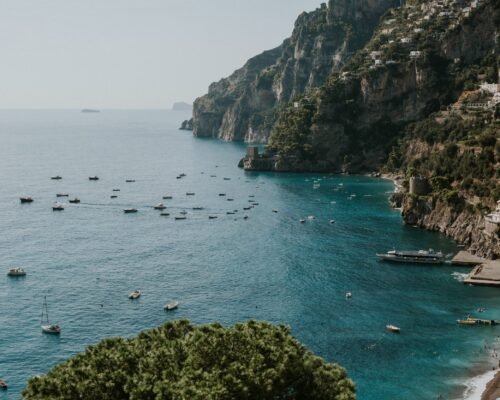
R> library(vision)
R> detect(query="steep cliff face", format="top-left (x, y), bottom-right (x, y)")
top-left (398, 196), bottom-right (500, 259)
top-left (265, 0), bottom-right (499, 173)
top-left (192, 0), bottom-right (401, 143)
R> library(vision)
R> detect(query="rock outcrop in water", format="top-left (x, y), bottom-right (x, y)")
top-left (192, 0), bottom-right (401, 143)
top-left (179, 118), bottom-right (193, 131)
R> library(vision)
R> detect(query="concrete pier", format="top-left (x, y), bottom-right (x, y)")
top-left (464, 260), bottom-right (500, 287)
top-left (451, 250), bottom-right (485, 266)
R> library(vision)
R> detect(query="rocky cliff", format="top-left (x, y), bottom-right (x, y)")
top-left (264, 0), bottom-right (499, 173)
top-left (388, 189), bottom-right (500, 259)
top-left (192, 0), bottom-right (401, 143)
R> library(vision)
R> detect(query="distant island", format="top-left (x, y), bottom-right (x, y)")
top-left (81, 109), bottom-right (100, 113)
top-left (172, 102), bottom-right (192, 111)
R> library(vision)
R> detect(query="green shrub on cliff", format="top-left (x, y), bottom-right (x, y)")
top-left (23, 320), bottom-right (355, 400)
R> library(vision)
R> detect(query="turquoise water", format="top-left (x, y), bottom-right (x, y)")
top-left (0, 110), bottom-right (499, 399)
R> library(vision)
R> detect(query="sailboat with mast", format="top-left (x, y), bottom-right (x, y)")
top-left (41, 296), bottom-right (61, 335)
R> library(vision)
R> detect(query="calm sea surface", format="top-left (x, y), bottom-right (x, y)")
top-left (0, 110), bottom-right (498, 399)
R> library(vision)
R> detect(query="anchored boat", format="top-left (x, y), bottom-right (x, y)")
top-left (164, 301), bottom-right (178, 311)
top-left (41, 296), bottom-right (61, 335)
top-left (7, 268), bottom-right (26, 277)
top-left (376, 249), bottom-right (445, 264)
top-left (20, 196), bottom-right (34, 203)
top-left (128, 290), bottom-right (141, 300)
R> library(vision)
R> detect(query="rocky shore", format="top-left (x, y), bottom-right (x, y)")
top-left (388, 186), bottom-right (499, 260)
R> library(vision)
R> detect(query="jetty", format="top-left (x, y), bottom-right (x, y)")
top-left (451, 251), bottom-right (485, 266)
top-left (464, 260), bottom-right (500, 287)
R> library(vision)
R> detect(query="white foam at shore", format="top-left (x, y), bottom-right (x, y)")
top-left (460, 369), bottom-right (497, 400)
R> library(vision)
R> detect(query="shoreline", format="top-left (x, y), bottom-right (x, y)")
top-left (380, 173), bottom-right (500, 400)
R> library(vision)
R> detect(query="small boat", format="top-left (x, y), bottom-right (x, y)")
top-left (243, 215), bottom-right (249, 220)
top-left (69, 198), bottom-right (80, 204)
top-left (223, 178), bottom-right (231, 180)
top-left (272, 209), bottom-right (279, 213)
top-left (160, 212), bottom-right (170, 216)
top-left (175, 216), bottom-right (186, 220)
top-left (41, 296), bottom-right (61, 335)
top-left (179, 173), bottom-right (186, 177)
top-left (123, 208), bottom-right (138, 213)
top-left (186, 192), bottom-right (195, 196)
top-left (128, 290), bottom-right (141, 299)
top-left (180, 210), bottom-right (188, 215)
top-left (164, 301), bottom-right (178, 311)
top-left (345, 292), bottom-right (352, 299)
top-left (208, 216), bottom-right (218, 219)
top-left (176, 176), bottom-right (182, 179)
top-left (457, 317), bottom-right (498, 326)
top-left (308, 216), bottom-right (315, 220)
top-left (192, 207), bottom-right (204, 210)
top-left (52, 203), bottom-right (64, 211)
top-left (457, 319), bottom-right (477, 325)
top-left (386, 324), bottom-right (400, 333)
top-left (163, 196), bottom-right (173, 200)
top-left (7, 268), bottom-right (26, 277)
top-left (20, 196), bottom-right (34, 203)
top-left (0, 379), bottom-right (7, 390)
top-left (56, 193), bottom-right (69, 197)
top-left (253, 203), bottom-right (259, 206)
top-left (50, 176), bottom-right (62, 180)
top-left (243, 207), bottom-right (251, 210)
top-left (226, 212), bottom-right (235, 215)
top-left (112, 189), bottom-right (120, 192)
top-left (330, 220), bottom-right (336, 224)
top-left (154, 203), bottom-right (166, 210)
top-left (227, 198), bottom-right (234, 201)
top-left (125, 179), bottom-right (135, 183)
top-left (300, 219), bottom-right (306, 223)
top-left (249, 195), bottom-right (255, 198)
top-left (248, 200), bottom-right (255, 203)
top-left (88, 176), bottom-right (99, 181)
top-left (210, 175), bottom-right (216, 178)
top-left (110, 195), bottom-right (118, 199)
top-left (219, 193), bottom-right (226, 197)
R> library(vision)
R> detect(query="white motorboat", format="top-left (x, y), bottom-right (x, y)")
top-left (128, 290), bottom-right (141, 299)
top-left (154, 203), bottom-right (166, 210)
top-left (52, 203), bottom-right (64, 211)
top-left (164, 301), bottom-right (178, 311)
top-left (123, 208), bottom-right (138, 213)
top-left (386, 324), bottom-right (400, 333)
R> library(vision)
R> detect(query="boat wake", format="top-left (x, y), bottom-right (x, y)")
top-left (451, 272), bottom-right (468, 282)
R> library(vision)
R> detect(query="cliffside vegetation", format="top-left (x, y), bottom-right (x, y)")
top-left (23, 320), bottom-right (355, 400)
top-left (192, 0), bottom-right (400, 142)
top-left (267, 0), bottom-right (499, 174)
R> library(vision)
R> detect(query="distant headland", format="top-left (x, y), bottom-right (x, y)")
top-left (172, 102), bottom-right (192, 111)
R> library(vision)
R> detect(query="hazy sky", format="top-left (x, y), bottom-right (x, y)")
top-left (0, 0), bottom-right (322, 109)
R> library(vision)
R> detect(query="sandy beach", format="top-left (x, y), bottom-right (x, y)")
top-left (481, 370), bottom-right (500, 400)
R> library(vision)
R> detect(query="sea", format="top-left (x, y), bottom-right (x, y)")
top-left (0, 109), bottom-right (499, 400)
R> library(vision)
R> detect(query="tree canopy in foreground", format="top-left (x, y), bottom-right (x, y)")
top-left (23, 320), bottom-right (355, 400)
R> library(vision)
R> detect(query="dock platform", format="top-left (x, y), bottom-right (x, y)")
top-left (451, 251), bottom-right (485, 266)
top-left (464, 260), bottom-right (500, 287)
